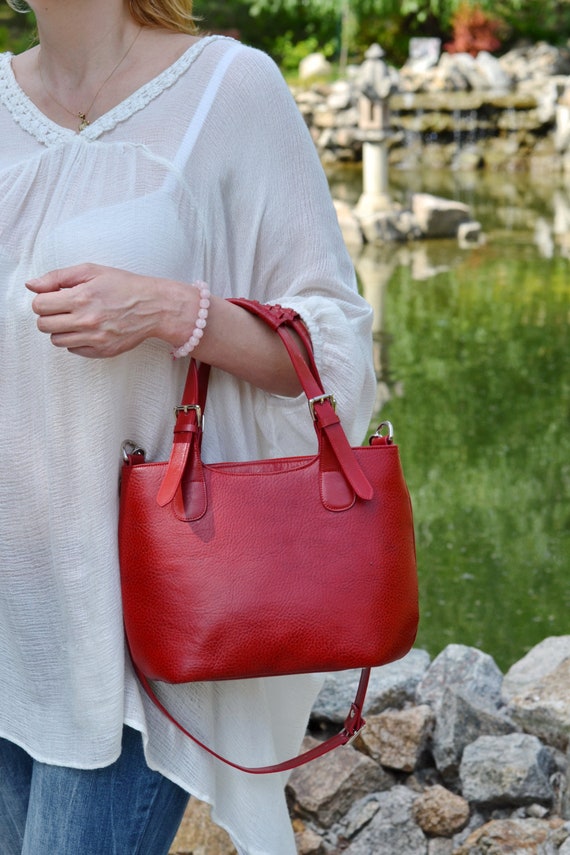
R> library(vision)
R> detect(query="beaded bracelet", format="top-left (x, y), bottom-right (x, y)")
top-left (171, 281), bottom-right (211, 359)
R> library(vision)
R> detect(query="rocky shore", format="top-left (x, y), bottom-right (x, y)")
top-left (292, 42), bottom-right (570, 174)
top-left (170, 636), bottom-right (570, 854)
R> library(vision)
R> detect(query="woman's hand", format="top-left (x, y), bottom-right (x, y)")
top-left (26, 263), bottom-right (182, 358)
top-left (27, 262), bottom-right (305, 396)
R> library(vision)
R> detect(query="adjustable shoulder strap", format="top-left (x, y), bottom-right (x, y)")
top-left (132, 656), bottom-right (369, 775)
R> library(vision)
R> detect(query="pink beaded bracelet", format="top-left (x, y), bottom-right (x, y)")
top-left (171, 281), bottom-right (211, 359)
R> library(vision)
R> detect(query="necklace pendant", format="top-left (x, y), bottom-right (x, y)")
top-left (78, 113), bottom-right (89, 132)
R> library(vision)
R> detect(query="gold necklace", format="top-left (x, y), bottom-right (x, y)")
top-left (39, 27), bottom-right (142, 132)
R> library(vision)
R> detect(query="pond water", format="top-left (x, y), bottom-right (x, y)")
top-left (327, 165), bottom-right (570, 672)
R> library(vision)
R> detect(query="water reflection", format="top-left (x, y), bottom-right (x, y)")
top-left (329, 167), bottom-right (570, 671)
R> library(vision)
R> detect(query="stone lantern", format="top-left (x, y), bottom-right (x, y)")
top-left (355, 44), bottom-right (396, 216)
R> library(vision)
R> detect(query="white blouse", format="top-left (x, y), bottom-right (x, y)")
top-left (0, 36), bottom-right (376, 854)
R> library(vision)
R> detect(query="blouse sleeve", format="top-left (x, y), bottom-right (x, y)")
top-left (204, 44), bottom-right (377, 448)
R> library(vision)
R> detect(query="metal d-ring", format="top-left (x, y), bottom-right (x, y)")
top-left (371, 421), bottom-right (394, 442)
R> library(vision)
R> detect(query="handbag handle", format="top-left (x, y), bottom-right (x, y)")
top-left (157, 300), bottom-right (374, 513)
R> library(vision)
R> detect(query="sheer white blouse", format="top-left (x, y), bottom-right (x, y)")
top-left (0, 36), bottom-right (376, 854)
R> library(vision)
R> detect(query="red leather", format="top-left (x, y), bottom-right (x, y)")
top-left (119, 299), bottom-right (419, 771)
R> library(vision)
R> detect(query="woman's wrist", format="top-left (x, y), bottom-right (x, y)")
top-left (169, 280), bottom-right (211, 359)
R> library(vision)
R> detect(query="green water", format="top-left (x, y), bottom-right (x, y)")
top-left (331, 167), bottom-right (570, 672)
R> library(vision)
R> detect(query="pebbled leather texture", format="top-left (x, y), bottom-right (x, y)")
top-left (120, 440), bottom-right (418, 683)
top-left (118, 299), bottom-right (418, 771)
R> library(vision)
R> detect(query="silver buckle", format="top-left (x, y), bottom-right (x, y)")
top-left (173, 404), bottom-right (202, 428)
top-left (308, 394), bottom-right (336, 421)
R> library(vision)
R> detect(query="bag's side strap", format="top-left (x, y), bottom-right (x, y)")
top-left (229, 300), bottom-right (374, 503)
top-left (132, 657), bottom-right (369, 775)
top-left (157, 360), bottom-right (209, 508)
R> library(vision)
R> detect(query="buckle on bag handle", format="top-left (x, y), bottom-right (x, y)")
top-left (308, 394), bottom-right (337, 421)
top-left (173, 404), bottom-right (203, 429)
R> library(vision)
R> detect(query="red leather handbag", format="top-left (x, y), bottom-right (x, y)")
top-left (119, 299), bottom-right (418, 773)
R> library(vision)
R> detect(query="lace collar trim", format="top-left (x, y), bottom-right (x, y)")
top-left (0, 35), bottom-right (225, 146)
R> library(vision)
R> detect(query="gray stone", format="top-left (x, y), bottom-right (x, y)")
top-left (359, 210), bottom-right (410, 243)
top-left (334, 793), bottom-right (382, 841)
top-left (474, 51), bottom-right (512, 91)
top-left (416, 643), bottom-right (503, 714)
top-left (507, 657), bottom-right (570, 751)
top-left (407, 38), bottom-right (442, 72)
top-left (342, 786), bottom-right (427, 854)
top-left (454, 817), bottom-right (566, 855)
top-left (311, 650), bottom-right (431, 725)
top-left (411, 194), bottom-right (472, 239)
top-left (459, 733), bottom-right (556, 807)
top-left (560, 836), bottom-right (570, 854)
top-left (286, 737), bottom-right (393, 828)
top-left (299, 53), bottom-right (332, 81)
top-left (327, 80), bottom-right (354, 111)
top-left (427, 841), bottom-right (453, 855)
top-left (502, 636), bottom-right (570, 701)
top-left (432, 691), bottom-right (517, 780)
top-left (457, 220), bottom-right (483, 246)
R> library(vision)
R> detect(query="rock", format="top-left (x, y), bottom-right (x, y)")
top-left (502, 636), bottom-right (570, 700)
top-left (459, 733), bottom-right (556, 807)
top-left (299, 53), bottom-right (332, 81)
top-left (286, 737), bottom-right (393, 828)
top-left (359, 210), bottom-right (414, 242)
top-left (458, 220), bottom-right (483, 246)
top-left (293, 822), bottom-right (325, 855)
top-left (406, 38), bottom-right (442, 72)
top-left (341, 786), bottom-right (428, 854)
top-left (411, 194), bottom-right (472, 238)
top-left (416, 643), bottom-right (503, 714)
top-left (173, 640), bottom-right (570, 854)
top-left (454, 817), bottom-right (565, 855)
top-left (560, 836), bottom-right (570, 854)
top-left (475, 51), bottom-right (512, 91)
top-left (432, 691), bottom-right (517, 780)
top-left (327, 80), bottom-right (354, 111)
top-left (170, 798), bottom-right (236, 855)
top-left (412, 785), bottom-right (470, 837)
top-left (311, 650), bottom-right (431, 725)
top-left (358, 704), bottom-right (434, 771)
top-left (507, 657), bottom-right (570, 751)
top-left (427, 840), bottom-right (453, 855)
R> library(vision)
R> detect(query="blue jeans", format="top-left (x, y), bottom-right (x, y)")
top-left (0, 725), bottom-right (190, 855)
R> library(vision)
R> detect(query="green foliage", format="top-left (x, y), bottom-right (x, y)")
top-left (0, 6), bottom-right (36, 53)
top-left (4, 1), bottom-right (570, 83)
top-left (205, 0), bottom-right (570, 68)
top-left (272, 32), bottom-right (336, 72)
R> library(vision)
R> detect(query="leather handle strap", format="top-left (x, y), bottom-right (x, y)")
top-left (157, 298), bottom-right (375, 511)
top-left (132, 655), bottom-right (369, 775)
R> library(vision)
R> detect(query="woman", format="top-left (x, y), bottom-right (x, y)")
top-left (0, 0), bottom-right (376, 852)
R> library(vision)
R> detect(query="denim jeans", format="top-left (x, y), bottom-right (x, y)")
top-left (0, 725), bottom-right (190, 855)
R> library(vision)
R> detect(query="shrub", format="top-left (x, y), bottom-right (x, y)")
top-left (444, 2), bottom-right (505, 56)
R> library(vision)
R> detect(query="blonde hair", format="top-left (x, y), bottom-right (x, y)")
top-left (6, 0), bottom-right (198, 33)
top-left (128, 0), bottom-right (198, 33)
